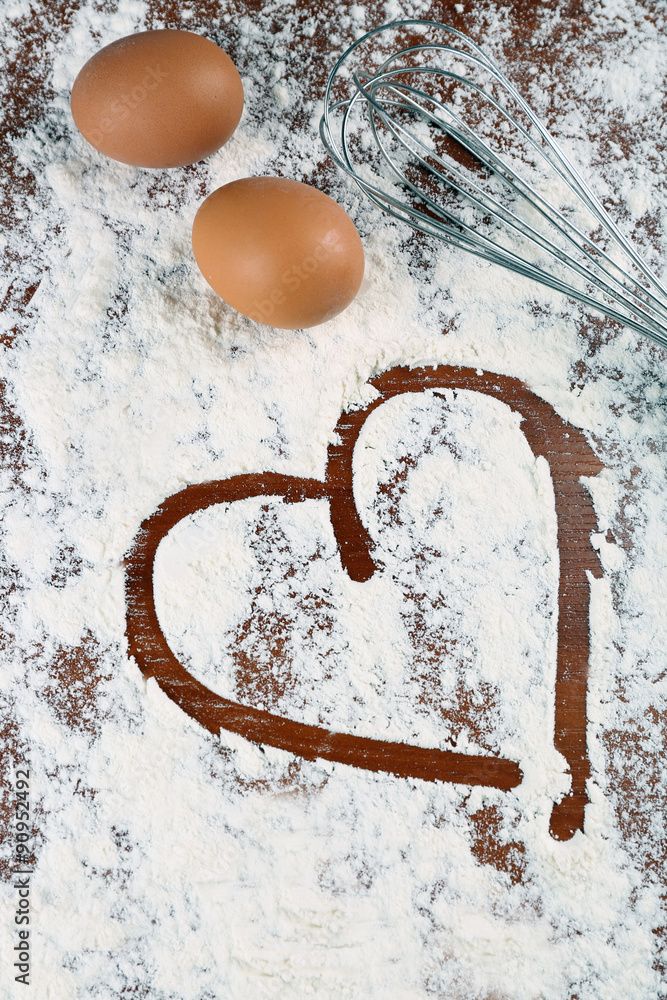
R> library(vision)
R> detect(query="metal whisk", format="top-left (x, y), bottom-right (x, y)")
top-left (320, 19), bottom-right (667, 350)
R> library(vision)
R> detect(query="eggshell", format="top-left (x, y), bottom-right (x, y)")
top-left (71, 30), bottom-right (243, 168)
top-left (191, 177), bottom-right (365, 329)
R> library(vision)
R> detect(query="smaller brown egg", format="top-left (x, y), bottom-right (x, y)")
top-left (71, 30), bottom-right (244, 168)
top-left (191, 177), bottom-right (365, 329)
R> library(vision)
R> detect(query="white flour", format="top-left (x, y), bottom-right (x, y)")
top-left (1, 1), bottom-right (666, 998)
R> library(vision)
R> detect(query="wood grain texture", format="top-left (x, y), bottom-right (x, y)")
top-left (125, 365), bottom-right (604, 839)
top-left (2, 3), bottom-right (665, 971)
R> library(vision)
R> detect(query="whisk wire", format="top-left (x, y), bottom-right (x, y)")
top-left (361, 76), bottom-right (667, 332)
top-left (321, 19), bottom-right (667, 349)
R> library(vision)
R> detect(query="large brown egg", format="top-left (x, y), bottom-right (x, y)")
top-left (70, 30), bottom-right (244, 168)
top-left (191, 177), bottom-right (365, 329)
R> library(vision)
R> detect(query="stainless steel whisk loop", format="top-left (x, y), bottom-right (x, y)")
top-left (320, 19), bottom-right (667, 350)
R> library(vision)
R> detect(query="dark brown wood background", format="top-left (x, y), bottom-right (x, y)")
top-left (1, 0), bottom-right (665, 983)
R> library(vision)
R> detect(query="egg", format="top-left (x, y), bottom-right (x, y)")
top-left (70, 30), bottom-right (243, 168)
top-left (191, 177), bottom-right (365, 329)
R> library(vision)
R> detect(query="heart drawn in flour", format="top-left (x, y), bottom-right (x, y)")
top-left (125, 365), bottom-right (604, 840)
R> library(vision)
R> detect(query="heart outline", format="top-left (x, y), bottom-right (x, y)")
top-left (125, 365), bottom-right (603, 839)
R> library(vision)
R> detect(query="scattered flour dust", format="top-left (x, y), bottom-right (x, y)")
top-left (1, 1), bottom-right (666, 999)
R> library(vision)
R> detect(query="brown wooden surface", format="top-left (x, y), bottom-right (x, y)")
top-left (125, 365), bottom-right (603, 840)
top-left (1, 0), bottom-right (665, 979)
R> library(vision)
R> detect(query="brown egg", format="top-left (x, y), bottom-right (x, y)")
top-left (191, 177), bottom-right (365, 329)
top-left (70, 30), bottom-right (243, 168)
